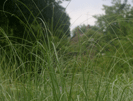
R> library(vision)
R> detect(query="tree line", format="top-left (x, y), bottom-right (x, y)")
top-left (0, 0), bottom-right (70, 46)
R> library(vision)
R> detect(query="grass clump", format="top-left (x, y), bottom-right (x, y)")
top-left (1, 24), bottom-right (133, 100)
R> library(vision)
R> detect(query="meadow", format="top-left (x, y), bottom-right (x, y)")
top-left (1, 25), bottom-right (133, 101)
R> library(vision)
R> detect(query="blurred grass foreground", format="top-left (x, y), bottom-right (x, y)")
top-left (0, 0), bottom-right (133, 101)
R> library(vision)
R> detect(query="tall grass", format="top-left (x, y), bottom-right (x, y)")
top-left (0, 1), bottom-right (133, 101)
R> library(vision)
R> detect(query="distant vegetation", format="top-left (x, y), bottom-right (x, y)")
top-left (0, 0), bottom-right (133, 100)
top-left (0, 0), bottom-right (70, 46)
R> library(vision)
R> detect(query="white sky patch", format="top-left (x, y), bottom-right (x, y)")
top-left (60, 0), bottom-right (112, 31)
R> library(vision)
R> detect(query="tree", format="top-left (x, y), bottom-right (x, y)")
top-left (94, 0), bottom-right (132, 40)
top-left (0, 0), bottom-right (70, 45)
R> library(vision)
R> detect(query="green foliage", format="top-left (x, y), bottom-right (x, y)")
top-left (0, 0), bottom-right (70, 46)
top-left (94, 1), bottom-right (133, 39)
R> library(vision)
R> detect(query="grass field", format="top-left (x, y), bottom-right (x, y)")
top-left (1, 1), bottom-right (133, 100)
top-left (0, 26), bottom-right (133, 101)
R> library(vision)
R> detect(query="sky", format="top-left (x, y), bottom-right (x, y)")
top-left (60, 0), bottom-right (132, 31)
